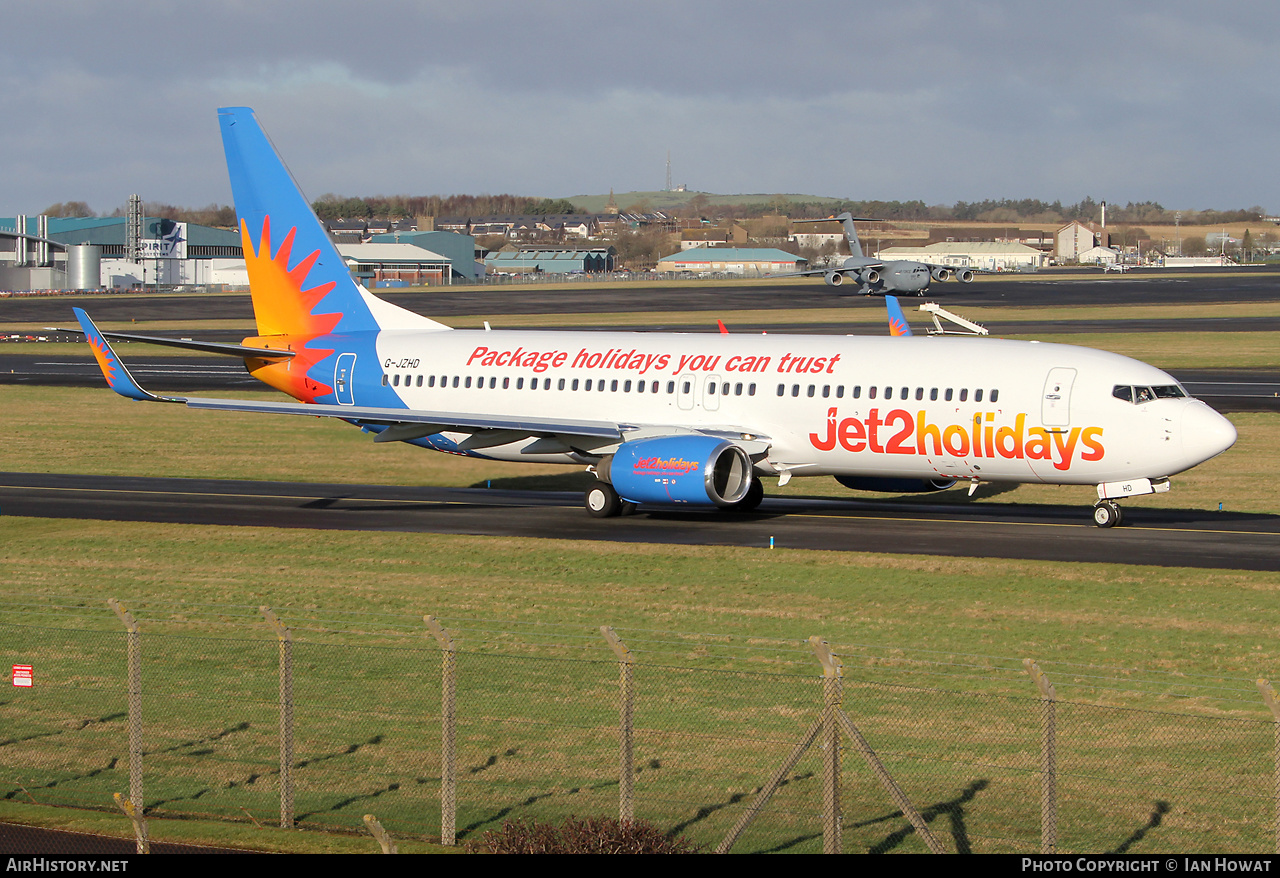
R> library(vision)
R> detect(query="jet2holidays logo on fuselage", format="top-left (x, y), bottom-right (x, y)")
top-left (809, 407), bottom-right (1105, 471)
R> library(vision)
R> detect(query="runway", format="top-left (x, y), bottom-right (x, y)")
top-left (2, 472), bottom-right (1276, 571)
top-left (2, 271), bottom-right (1276, 569)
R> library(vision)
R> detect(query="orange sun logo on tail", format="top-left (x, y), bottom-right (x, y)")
top-left (240, 216), bottom-right (342, 403)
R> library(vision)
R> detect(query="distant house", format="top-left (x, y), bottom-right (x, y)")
top-left (1056, 221), bottom-right (1099, 263)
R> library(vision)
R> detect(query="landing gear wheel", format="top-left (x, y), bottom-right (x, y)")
top-left (729, 479), bottom-right (765, 512)
top-left (585, 482), bottom-right (622, 518)
top-left (1092, 501), bottom-right (1122, 528)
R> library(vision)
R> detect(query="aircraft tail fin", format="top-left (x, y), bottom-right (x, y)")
top-left (837, 212), bottom-right (864, 259)
top-left (885, 296), bottom-right (913, 336)
top-left (217, 107), bottom-right (447, 338)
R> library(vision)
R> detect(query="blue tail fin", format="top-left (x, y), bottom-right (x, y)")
top-left (885, 296), bottom-right (913, 336)
top-left (217, 107), bottom-right (445, 337)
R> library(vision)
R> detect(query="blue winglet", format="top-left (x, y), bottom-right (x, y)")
top-left (74, 307), bottom-right (175, 402)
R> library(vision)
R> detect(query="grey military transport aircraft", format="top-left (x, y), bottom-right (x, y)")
top-left (785, 212), bottom-right (976, 295)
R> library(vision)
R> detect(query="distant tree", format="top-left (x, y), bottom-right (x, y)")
top-left (41, 201), bottom-right (95, 217)
top-left (521, 198), bottom-right (579, 215)
top-left (1181, 235), bottom-right (1207, 257)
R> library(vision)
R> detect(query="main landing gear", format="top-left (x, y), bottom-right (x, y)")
top-left (1092, 501), bottom-right (1124, 529)
top-left (583, 479), bottom-right (766, 517)
top-left (585, 482), bottom-right (635, 518)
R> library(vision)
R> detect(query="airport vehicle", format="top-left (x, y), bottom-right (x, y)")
top-left (75, 108), bottom-right (1237, 527)
top-left (783, 213), bottom-right (977, 294)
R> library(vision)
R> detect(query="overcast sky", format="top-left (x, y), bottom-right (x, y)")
top-left (3, 0), bottom-right (1275, 216)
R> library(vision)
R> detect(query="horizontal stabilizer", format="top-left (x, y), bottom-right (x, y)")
top-left (58, 326), bottom-right (296, 359)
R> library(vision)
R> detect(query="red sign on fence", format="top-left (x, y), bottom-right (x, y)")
top-left (12, 665), bottom-right (32, 687)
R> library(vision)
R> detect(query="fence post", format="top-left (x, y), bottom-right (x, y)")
top-left (261, 607), bottom-right (293, 828)
top-left (425, 615), bottom-right (457, 846)
top-left (107, 599), bottom-right (142, 813)
top-left (602, 627), bottom-right (636, 823)
top-left (112, 792), bottom-right (149, 854)
top-left (810, 637), bottom-right (843, 854)
top-left (1256, 679), bottom-right (1280, 854)
top-left (1024, 659), bottom-right (1057, 853)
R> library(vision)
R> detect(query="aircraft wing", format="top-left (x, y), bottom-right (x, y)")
top-left (75, 308), bottom-right (779, 454)
top-left (771, 263), bottom-right (885, 279)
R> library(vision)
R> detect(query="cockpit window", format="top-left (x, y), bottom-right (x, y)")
top-left (1113, 384), bottom-right (1188, 404)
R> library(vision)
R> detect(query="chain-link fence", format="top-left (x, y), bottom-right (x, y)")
top-left (2, 599), bottom-right (1278, 853)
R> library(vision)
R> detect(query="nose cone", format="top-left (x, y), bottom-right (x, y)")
top-left (1181, 402), bottom-right (1237, 466)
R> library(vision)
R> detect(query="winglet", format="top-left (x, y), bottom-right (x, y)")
top-left (885, 296), bottom-right (913, 337)
top-left (73, 308), bottom-right (179, 402)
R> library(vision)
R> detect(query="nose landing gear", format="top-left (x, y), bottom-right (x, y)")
top-left (1092, 500), bottom-right (1124, 528)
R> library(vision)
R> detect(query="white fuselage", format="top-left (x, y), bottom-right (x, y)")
top-left (359, 329), bottom-right (1236, 487)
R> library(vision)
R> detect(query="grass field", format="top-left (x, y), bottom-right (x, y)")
top-left (2, 287), bottom-right (1279, 853)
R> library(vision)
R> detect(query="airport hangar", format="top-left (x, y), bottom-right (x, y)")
top-left (0, 215), bottom-right (480, 291)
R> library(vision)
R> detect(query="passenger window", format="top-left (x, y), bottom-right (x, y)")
top-left (807, 385), bottom-right (815, 397)
top-left (392, 374), bottom-right (400, 387)
top-left (852, 386), bottom-right (861, 399)
top-left (652, 381), bottom-right (660, 393)
top-left (959, 388), bottom-right (968, 402)
top-left (558, 379), bottom-right (566, 390)
top-left (637, 381), bottom-right (645, 393)
top-left (869, 386), bottom-right (877, 399)
top-left (776, 384), bottom-right (785, 396)
top-left (452, 376), bottom-right (460, 388)
top-left (930, 388), bottom-right (938, 401)
top-left (975, 389), bottom-right (983, 403)
top-left (544, 378), bottom-right (552, 390)
top-left (503, 377), bottom-right (510, 389)
top-left (667, 381), bottom-right (675, 394)
top-left (944, 388), bottom-right (952, 401)
top-left (516, 377), bottom-right (524, 389)
top-left (748, 383), bottom-right (756, 396)
top-left (428, 375), bottom-right (436, 388)
top-left (611, 380), bottom-right (618, 391)
top-left (915, 387), bottom-right (923, 401)
top-left (490, 377), bottom-right (497, 389)
top-left (735, 383), bottom-right (743, 396)
top-left (991, 389), bottom-right (999, 402)
top-left (706, 382), bottom-right (715, 395)
top-left (836, 385), bottom-right (844, 398)
top-left (416, 375), bottom-right (423, 387)
top-left (585, 379), bottom-right (593, 391)
top-left (822, 385), bottom-right (830, 398)
top-left (900, 387), bottom-right (909, 400)
top-left (625, 380), bottom-right (633, 392)
top-left (381, 374), bottom-right (388, 386)
top-left (464, 377), bottom-right (472, 388)
top-left (572, 379), bottom-right (579, 391)
top-left (722, 383), bottom-right (729, 395)
top-left (791, 385), bottom-right (800, 397)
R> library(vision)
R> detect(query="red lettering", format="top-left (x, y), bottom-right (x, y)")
top-left (884, 409), bottom-right (915, 454)
top-left (810, 407), bottom-right (838, 451)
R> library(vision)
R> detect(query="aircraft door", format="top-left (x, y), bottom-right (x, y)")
top-left (335, 353), bottom-right (356, 406)
top-left (1041, 367), bottom-right (1076, 427)
top-left (703, 374), bottom-right (722, 411)
top-left (676, 374), bottom-right (696, 411)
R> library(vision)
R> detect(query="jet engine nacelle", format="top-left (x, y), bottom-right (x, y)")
top-left (824, 271), bottom-right (845, 287)
top-left (835, 475), bottom-right (957, 493)
top-left (954, 268), bottom-right (975, 284)
top-left (859, 268), bottom-right (880, 285)
top-left (930, 266), bottom-right (952, 282)
top-left (606, 435), bottom-right (753, 507)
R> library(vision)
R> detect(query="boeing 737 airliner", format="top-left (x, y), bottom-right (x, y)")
top-left (75, 108), bottom-right (1237, 527)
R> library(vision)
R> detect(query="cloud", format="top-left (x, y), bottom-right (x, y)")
top-left (2, 1), bottom-right (1277, 213)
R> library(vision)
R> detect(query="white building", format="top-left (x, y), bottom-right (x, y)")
top-left (877, 241), bottom-right (1047, 271)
